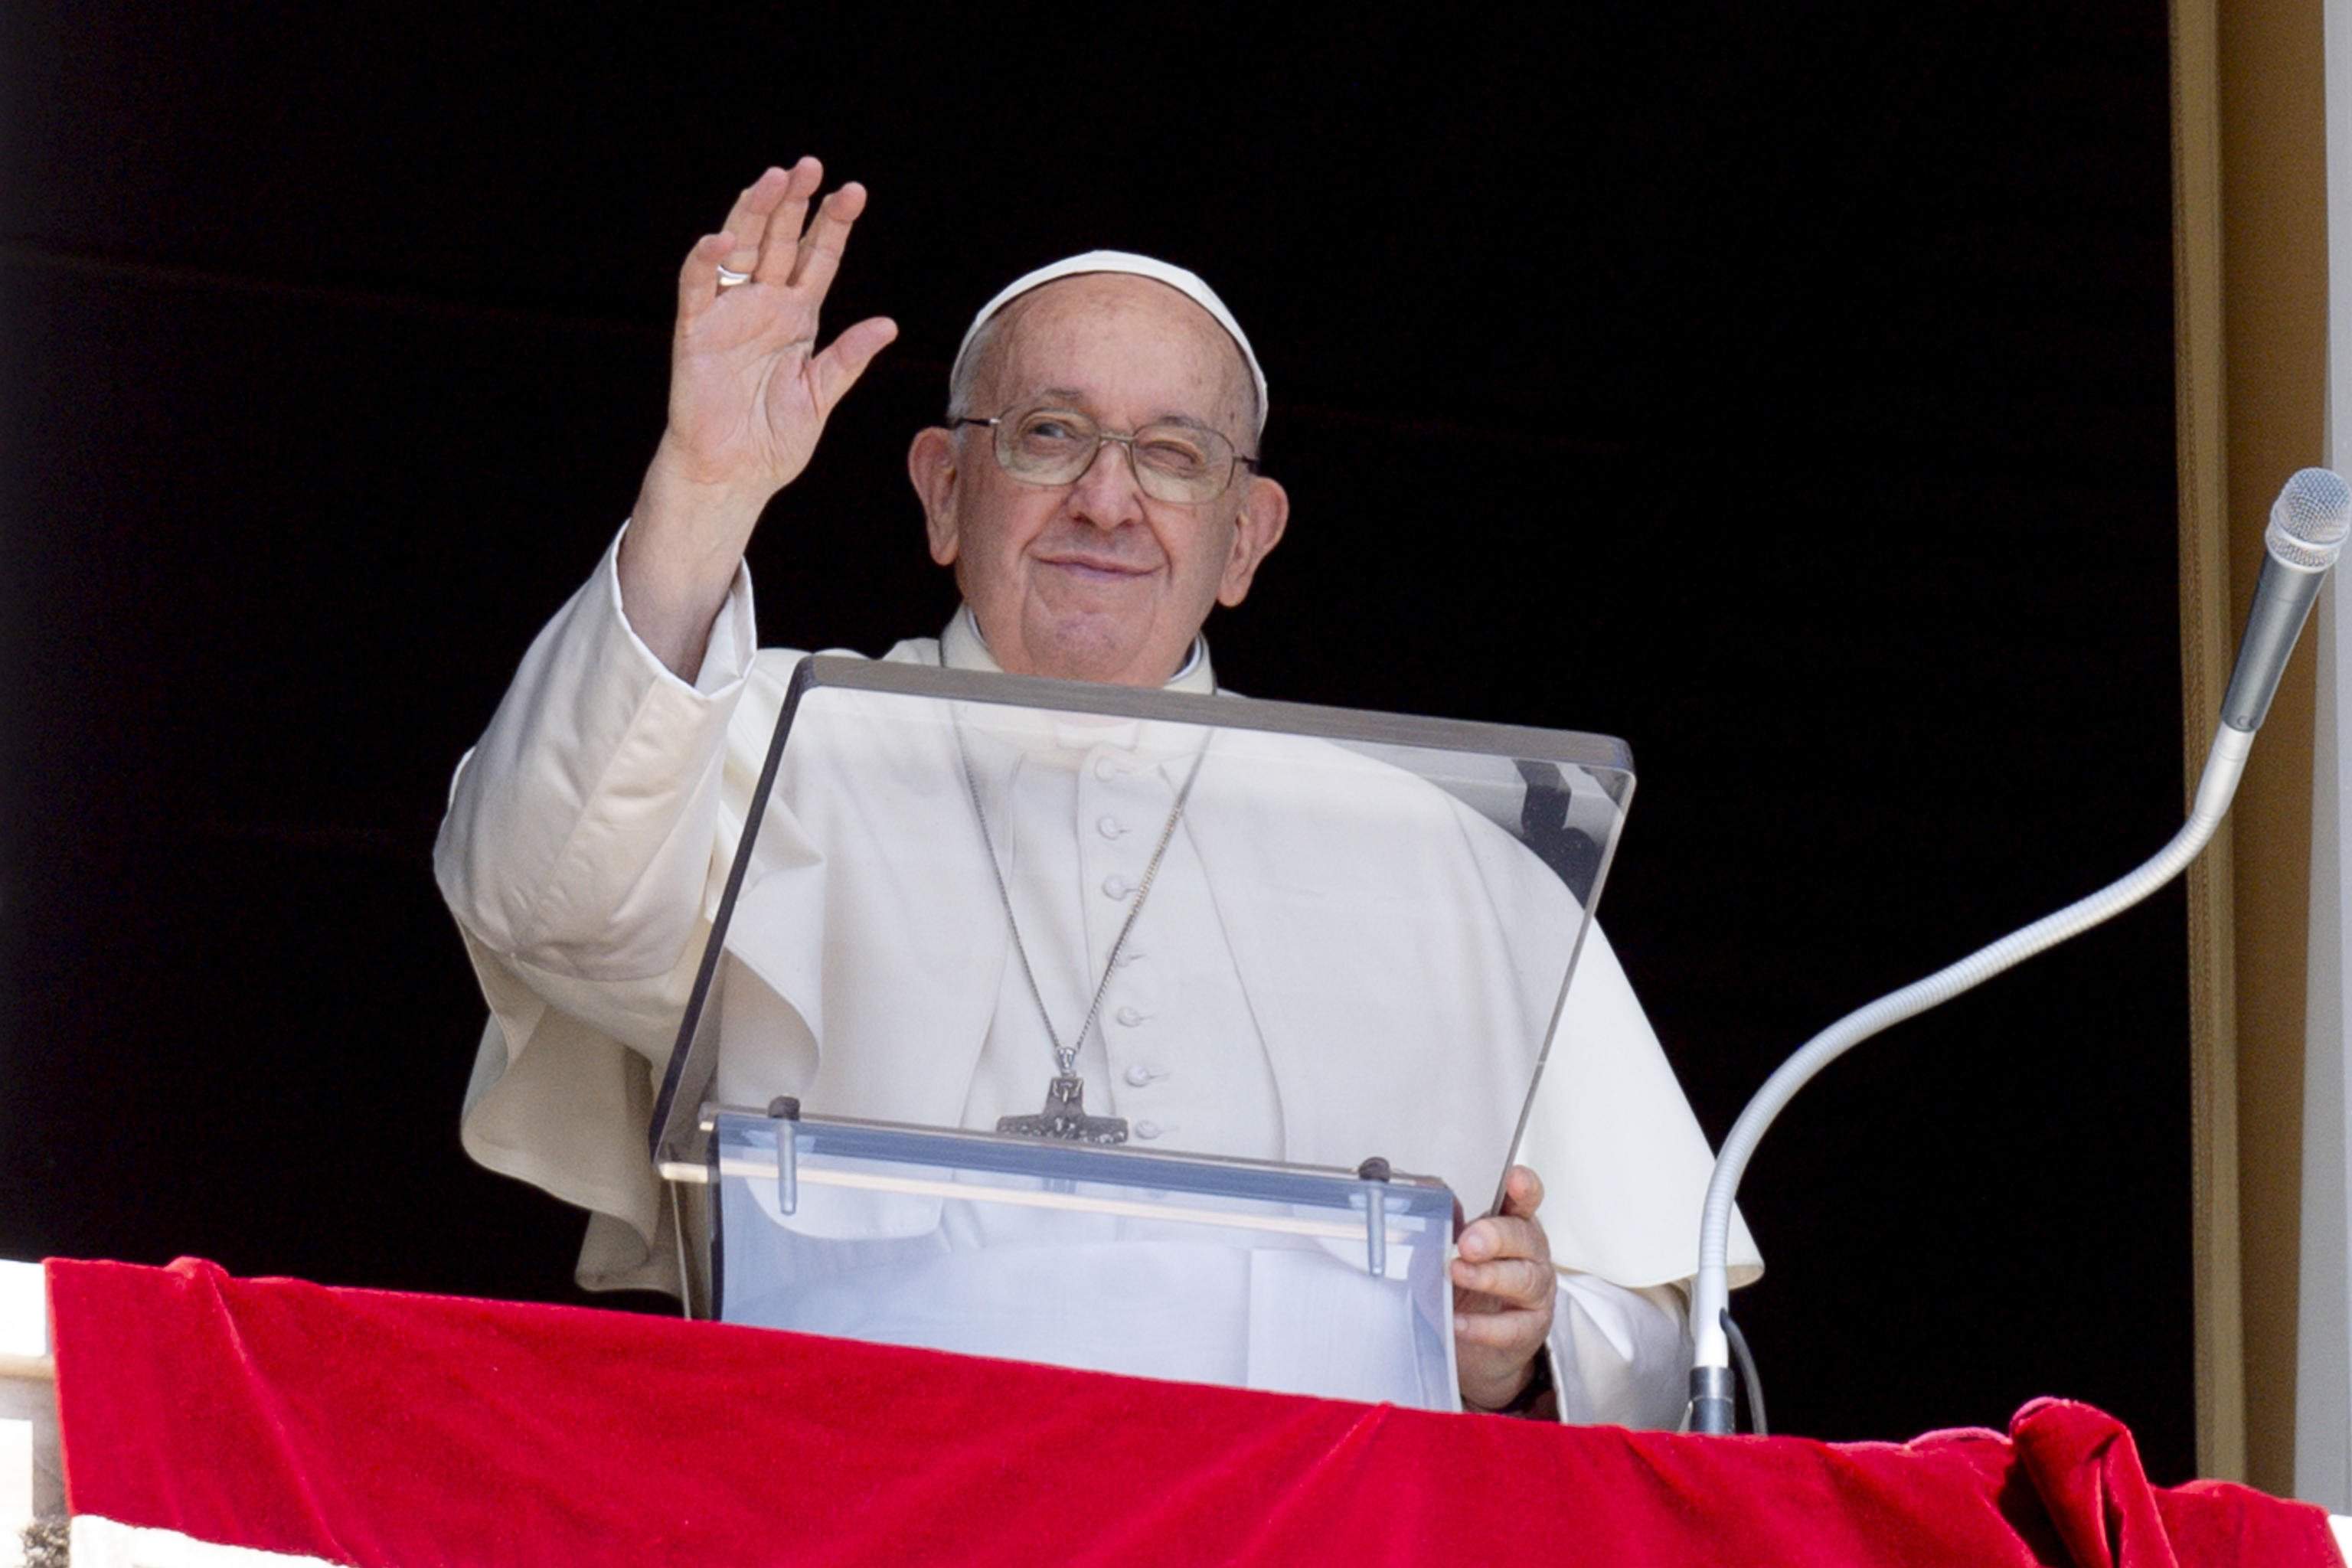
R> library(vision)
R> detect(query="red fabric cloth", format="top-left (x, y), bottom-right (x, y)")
top-left (46, 1257), bottom-right (2337, 1567)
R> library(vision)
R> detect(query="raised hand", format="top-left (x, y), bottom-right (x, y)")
top-left (623, 158), bottom-right (898, 677)
top-left (1453, 1164), bottom-right (1560, 1416)
top-left (664, 159), bottom-right (897, 497)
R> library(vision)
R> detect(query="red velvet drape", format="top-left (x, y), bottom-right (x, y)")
top-left (44, 1258), bottom-right (2337, 1566)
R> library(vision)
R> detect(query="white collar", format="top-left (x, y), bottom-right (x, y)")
top-left (940, 604), bottom-right (1217, 694)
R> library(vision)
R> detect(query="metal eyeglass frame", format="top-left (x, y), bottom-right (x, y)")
top-left (948, 407), bottom-right (1260, 505)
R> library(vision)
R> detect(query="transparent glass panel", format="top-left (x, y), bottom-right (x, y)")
top-left (710, 1110), bottom-right (1459, 1406)
top-left (654, 656), bottom-right (1634, 1220)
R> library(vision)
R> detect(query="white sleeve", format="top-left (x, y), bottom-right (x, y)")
top-left (432, 526), bottom-right (764, 1292)
top-left (434, 524), bottom-right (756, 980)
top-left (1547, 1273), bottom-right (1691, 1430)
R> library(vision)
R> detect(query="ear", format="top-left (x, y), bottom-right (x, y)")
top-left (1217, 475), bottom-right (1290, 608)
top-left (908, 426), bottom-right (962, 566)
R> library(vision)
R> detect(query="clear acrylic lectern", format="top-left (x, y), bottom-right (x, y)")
top-left (649, 657), bottom-right (1633, 1410)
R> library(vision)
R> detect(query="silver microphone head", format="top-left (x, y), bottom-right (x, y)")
top-left (2267, 468), bottom-right (2352, 571)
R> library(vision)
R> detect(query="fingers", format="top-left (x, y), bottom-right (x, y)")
top-left (1499, 1164), bottom-right (1545, 1220)
top-left (717, 163), bottom-right (797, 277)
top-left (682, 160), bottom-right (870, 318)
top-left (1451, 1255), bottom-right (1554, 1312)
top-left (1455, 1304), bottom-right (1550, 1351)
top-left (808, 315), bottom-right (899, 416)
top-left (789, 181), bottom-right (868, 302)
top-left (1454, 1204), bottom-right (1553, 1309)
top-left (1455, 1181), bottom-right (1556, 1412)
top-left (1459, 1212), bottom-right (1550, 1269)
top-left (754, 157), bottom-right (825, 286)
top-left (676, 230), bottom-right (737, 327)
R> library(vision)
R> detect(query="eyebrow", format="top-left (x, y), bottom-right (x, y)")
top-left (1024, 388), bottom-right (1221, 434)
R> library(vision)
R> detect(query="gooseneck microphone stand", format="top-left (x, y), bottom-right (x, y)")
top-left (1686, 468), bottom-right (2352, 1436)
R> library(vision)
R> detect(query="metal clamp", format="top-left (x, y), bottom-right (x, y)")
top-left (1356, 1157), bottom-right (1391, 1277)
top-left (1688, 1364), bottom-right (1736, 1435)
top-left (768, 1096), bottom-right (802, 1217)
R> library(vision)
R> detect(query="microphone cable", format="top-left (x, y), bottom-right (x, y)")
top-left (1686, 468), bottom-right (2351, 1436)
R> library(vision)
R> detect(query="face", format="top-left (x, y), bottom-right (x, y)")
top-left (908, 274), bottom-right (1289, 684)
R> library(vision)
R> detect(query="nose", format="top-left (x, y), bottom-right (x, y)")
top-left (1064, 436), bottom-right (1146, 530)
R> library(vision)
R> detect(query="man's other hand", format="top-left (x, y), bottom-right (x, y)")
top-left (622, 157), bottom-right (899, 678)
top-left (1453, 1164), bottom-right (1557, 1416)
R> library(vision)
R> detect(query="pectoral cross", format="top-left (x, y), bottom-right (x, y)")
top-left (998, 1073), bottom-right (1129, 1144)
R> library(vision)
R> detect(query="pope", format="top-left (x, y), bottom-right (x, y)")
top-left (438, 157), bottom-right (1759, 1422)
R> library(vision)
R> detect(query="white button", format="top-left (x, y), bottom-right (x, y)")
top-left (1123, 1064), bottom-right (1154, 1086)
top-left (1097, 815), bottom-right (1127, 840)
top-left (1102, 875), bottom-right (1132, 900)
top-left (1135, 1120), bottom-right (1164, 1139)
top-left (1115, 1005), bottom-right (1146, 1027)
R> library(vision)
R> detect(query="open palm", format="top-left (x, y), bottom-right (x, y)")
top-left (663, 158), bottom-right (897, 499)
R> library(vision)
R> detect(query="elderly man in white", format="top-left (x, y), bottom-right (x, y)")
top-left (437, 158), bottom-right (1758, 1424)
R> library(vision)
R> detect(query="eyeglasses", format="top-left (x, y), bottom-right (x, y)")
top-left (950, 405), bottom-right (1258, 505)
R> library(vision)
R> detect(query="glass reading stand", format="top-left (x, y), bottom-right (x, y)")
top-left (649, 656), bottom-right (1632, 1410)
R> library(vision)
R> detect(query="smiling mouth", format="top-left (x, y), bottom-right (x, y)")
top-left (1039, 555), bottom-right (1156, 580)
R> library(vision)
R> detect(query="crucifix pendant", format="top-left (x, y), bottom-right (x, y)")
top-left (998, 1073), bottom-right (1129, 1144)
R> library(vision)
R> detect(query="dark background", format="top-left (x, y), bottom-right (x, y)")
top-left (2, 5), bottom-right (2199, 1471)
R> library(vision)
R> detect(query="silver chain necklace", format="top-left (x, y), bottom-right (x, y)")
top-left (948, 696), bottom-right (1210, 1144)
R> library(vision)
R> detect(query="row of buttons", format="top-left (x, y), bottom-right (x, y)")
top-left (1092, 750), bottom-right (1171, 1144)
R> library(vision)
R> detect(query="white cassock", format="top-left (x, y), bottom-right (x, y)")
top-left (435, 529), bottom-right (1762, 1427)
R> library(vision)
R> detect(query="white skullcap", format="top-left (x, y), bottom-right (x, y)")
top-left (950, 250), bottom-right (1269, 437)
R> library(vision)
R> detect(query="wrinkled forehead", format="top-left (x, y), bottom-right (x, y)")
top-left (980, 275), bottom-right (1258, 430)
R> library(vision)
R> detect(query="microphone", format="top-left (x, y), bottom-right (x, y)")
top-left (2221, 468), bottom-right (2352, 731)
top-left (1686, 467), bottom-right (2350, 1436)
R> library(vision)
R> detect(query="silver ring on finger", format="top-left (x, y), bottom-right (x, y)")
top-left (715, 264), bottom-right (753, 289)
